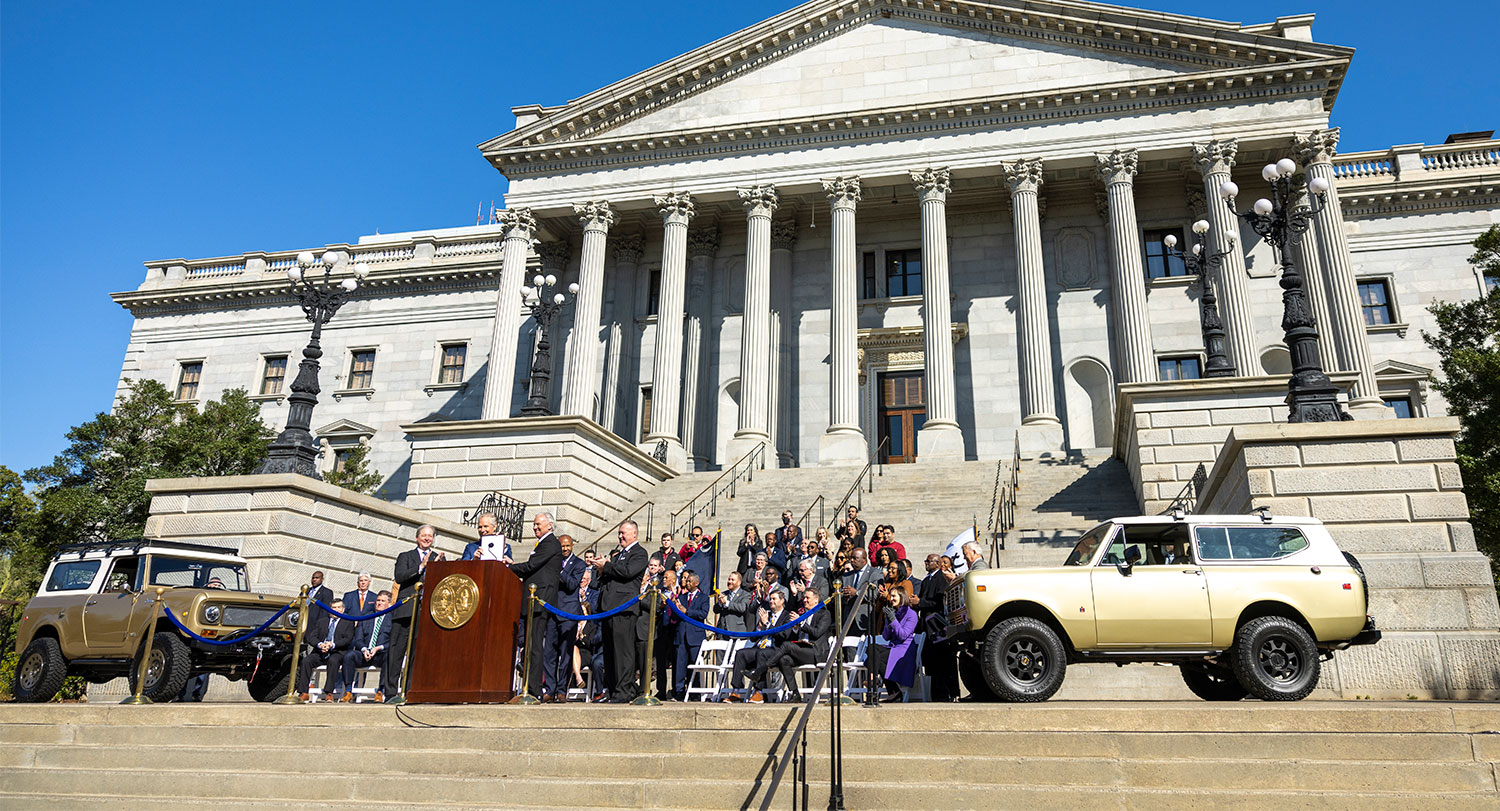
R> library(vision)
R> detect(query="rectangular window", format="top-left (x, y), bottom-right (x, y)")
top-left (260, 356), bottom-right (287, 396)
top-left (1158, 356), bottom-right (1202, 381)
top-left (1383, 397), bottom-right (1414, 419)
top-left (885, 249), bottom-right (922, 297)
top-left (1485, 273), bottom-right (1498, 294)
top-left (348, 350), bottom-right (376, 389)
top-left (176, 361), bottom-right (202, 401)
top-left (439, 343), bottom-right (467, 384)
top-left (1195, 526), bottom-right (1309, 561)
top-left (647, 270), bottom-right (662, 316)
top-left (639, 386), bottom-right (653, 440)
top-left (1143, 229), bottom-right (1189, 279)
top-left (861, 252), bottom-right (878, 299)
top-left (334, 447), bottom-right (354, 472)
top-left (1358, 280), bottom-right (1394, 326)
top-left (45, 560), bottom-right (101, 592)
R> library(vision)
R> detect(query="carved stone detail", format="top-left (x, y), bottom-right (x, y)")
top-left (1095, 149), bottom-right (1140, 186)
top-left (770, 220), bottom-right (798, 251)
top-left (612, 233), bottom-right (644, 266)
top-left (655, 191), bottom-right (697, 223)
top-left (1292, 127), bottom-right (1342, 166)
top-left (535, 241), bottom-right (571, 271)
top-left (687, 227), bottom-right (721, 258)
top-left (1192, 139), bottom-right (1239, 177)
top-left (573, 200), bottom-right (615, 231)
top-left (496, 207), bottom-right (536, 239)
top-left (1001, 158), bottom-right (1045, 194)
top-left (822, 176), bottom-right (862, 208)
top-left (738, 184), bottom-right (780, 217)
top-left (909, 167), bottom-right (951, 202)
top-left (1054, 228), bottom-right (1098, 291)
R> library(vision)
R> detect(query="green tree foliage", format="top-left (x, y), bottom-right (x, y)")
top-left (1423, 224), bottom-right (1500, 583)
top-left (323, 442), bottom-right (383, 495)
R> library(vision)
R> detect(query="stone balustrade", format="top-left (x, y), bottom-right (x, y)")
top-left (1332, 139), bottom-right (1499, 183)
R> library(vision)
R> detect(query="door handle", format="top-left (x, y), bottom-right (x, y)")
top-left (1182, 569), bottom-right (1202, 575)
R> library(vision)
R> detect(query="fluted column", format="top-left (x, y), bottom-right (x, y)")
top-left (1193, 140), bottom-right (1259, 375)
top-left (481, 208), bottom-right (536, 420)
top-left (769, 220), bottom-right (797, 467)
top-left (1003, 159), bottom-right (1063, 453)
top-left (560, 202), bottom-right (613, 418)
top-left (1096, 149), bottom-right (1157, 384)
top-left (1285, 179), bottom-right (1340, 374)
top-left (1294, 128), bottom-right (1386, 415)
top-left (908, 168), bottom-right (964, 462)
top-left (600, 235), bottom-right (641, 436)
top-left (640, 193), bottom-right (695, 471)
top-left (680, 227), bottom-right (719, 470)
top-left (820, 176), bottom-right (868, 464)
top-left (726, 185), bottom-right (778, 461)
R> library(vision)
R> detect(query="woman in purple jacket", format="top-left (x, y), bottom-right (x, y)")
top-left (862, 588), bottom-right (919, 705)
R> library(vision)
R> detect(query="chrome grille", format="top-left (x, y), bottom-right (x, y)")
top-left (221, 605), bottom-right (279, 628)
top-left (944, 581), bottom-right (967, 627)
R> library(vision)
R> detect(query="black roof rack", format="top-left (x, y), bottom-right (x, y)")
top-left (54, 538), bottom-right (240, 559)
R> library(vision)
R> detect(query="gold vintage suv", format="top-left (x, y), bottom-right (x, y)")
top-left (14, 539), bottom-right (300, 702)
top-left (945, 512), bottom-right (1380, 702)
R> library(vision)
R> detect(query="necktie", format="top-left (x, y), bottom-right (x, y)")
top-left (369, 617), bottom-right (382, 647)
top-left (326, 619), bottom-right (336, 644)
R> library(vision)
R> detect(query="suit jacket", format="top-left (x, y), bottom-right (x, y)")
top-left (915, 568), bottom-right (948, 622)
top-left (577, 586), bottom-right (603, 646)
top-left (354, 612), bottom-right (393, 653)
top-left (343, 589), bottom-right (377, 617)
top-left (790, 603), bottom-right (833, 662)
top-left (509, 531), bottom-right (563, 606)
top-left (714, 587), bottom-right (756, 634)
top-left (671, 589), bottom-right (710, 646)
top-left (393, 547), bottom-right (442, 622)
top-left (599, 543), bottom-right (649, 611)
top-left (312, 616), bottom-right (355, 652)
top-left (461, 538), bottom-right (512, 561)
top-left (556, 555), bottom-right (588, 614)
top-left (762, 609), bottom-right (794, 646)
top-left (306, 585), bottom-right (335, 632)
top-left (789, 572), bottom-right (830, 601)
top-left (736, 537), bottom-right (766, 573)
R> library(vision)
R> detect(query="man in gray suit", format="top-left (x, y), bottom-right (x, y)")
top-left (838, 548), bottom-right (881, 634)
top-left (712, 571), bottom-right (756, 634)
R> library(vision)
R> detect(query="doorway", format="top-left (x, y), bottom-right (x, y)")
top-left (878, 371), bottom-right (926, 464)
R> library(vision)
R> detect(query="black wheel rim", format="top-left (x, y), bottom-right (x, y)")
top-left (18, 653), bottom-right (43, 690)
top-left (1256, 635), bottom-right (1302, 683)
top-left (144, 648), bottom-right (165, 689)
top-left (1005, 637), bottom-right (1046, 685)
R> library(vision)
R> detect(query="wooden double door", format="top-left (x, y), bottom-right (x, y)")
top-left (878, 371), bottom-right (926, 464)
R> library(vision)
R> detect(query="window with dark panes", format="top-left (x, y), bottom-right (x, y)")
top-left (260, 356), bottom-right (287, 395)
top-left (885, 249), bottom-right (922, 297)
top-left (639, 386), bottom-right (652, 440)
top-left (647, 270), bottom-right (661, 316)
top-left (1194, 526), bottom-right (1309, 560)
top-left (862, 252), bottom-right (878, 299)
top-left (334, 447), bottom-right (354, 472)
top-left (176, 362), bottom-right (202, 401)
top-left (1143, 228), bottom-right (1189, 279)
top-left (1383, 397), bottom-right (1414, 419)
top-left (1358, 280), bottom-right (1394, 326)
top-left (1158, 356), bottom-right (1201, 381)
top-left (45, 560), bottom-right (101, 592)
top-left (439, 344), bottom-right (467, 384)
top-left (349, 350), bottom-right (376, 389)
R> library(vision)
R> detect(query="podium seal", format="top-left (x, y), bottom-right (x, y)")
top-left (430, 573), bottom-right (480, 629)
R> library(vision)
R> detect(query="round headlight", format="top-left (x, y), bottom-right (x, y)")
top-left (284, 609), bottom-right (301, 629)
top-left (203, 605), bottom-right (222, 624)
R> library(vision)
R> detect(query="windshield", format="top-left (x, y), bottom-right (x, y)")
top-left (1063, 523), bottom-right (1114, 566)
top-left (148, 557), bottom-right (251, 591)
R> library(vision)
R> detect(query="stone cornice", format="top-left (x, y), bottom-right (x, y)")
top-left (482, 0), bottom-right (1351, 172)
top-left (400, 415), bottom-right (676, 480)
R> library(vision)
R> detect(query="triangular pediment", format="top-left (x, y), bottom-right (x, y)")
top-left (314, 419), bottom-right (377, 439)
top-left (481, 0), bottom-right (1352, 164)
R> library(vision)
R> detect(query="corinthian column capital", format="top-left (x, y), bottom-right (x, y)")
top-left (573, 200), bottom-right (615, 231)
top-left (612, 233), bottom-right (643, 266)
top-left (822, 176), bottom-right (863, 209)
top-left (909, 167), bottom-right (951, 202)
top-left (1292, 128), bottom-right (1342, 166)
top-left (496, 207), bottom-right (536, 240)
top-left (655, 192), bottom-right (697, 224)
top-left (1001, 159), bottom-right (1045, 194)
top-left (1192, 139), bottom-right (1239, 176)
top-left (687, 227), bottom-right (721, 259)
top-left (770, 220), bottom-right (798, 251)
top-left (536, 241), bottom-right (571, 272)
top-left (738, 184), bottom-right (780, 217)
top-left (1095, 149), bottom-right (1140, 186)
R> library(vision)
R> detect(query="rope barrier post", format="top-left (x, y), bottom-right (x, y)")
top-left (389, 582), bottom-right (422, 706)
top-left (832, 579), bottom-right (854, 707)
top-left (632, 588), bottom-right (662, 706)
top-left (121, 586), bottom-right (166, 705)
top-left (510, 585), bottom-right (541, 705)
top-left (273, 585), bottom-right (310, 705)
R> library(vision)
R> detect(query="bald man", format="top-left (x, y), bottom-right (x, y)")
top-left (509, 512), bottom-right (563, 699)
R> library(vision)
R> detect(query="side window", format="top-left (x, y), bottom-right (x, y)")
top-left (45, 560), bottom-right (102, 592)
top-left (1195, 526), bottom-right (1308, 560)
top-left (104, 557), bottom-right (141, 592)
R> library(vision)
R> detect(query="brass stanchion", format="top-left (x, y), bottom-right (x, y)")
top-left (510, 584), bottom-right (541, 705)
top-left (632, 589), bottom-right (661, 706)
top-left (389, 583), bottom-right (422, 706)
top-left (273, 585), bottom-right (310, 705)
top-left (832, 579), bottom-right (854, 706)
top-left (121, 586), bottom-right (167, 705)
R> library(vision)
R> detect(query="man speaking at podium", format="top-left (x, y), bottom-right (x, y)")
top-left (506, 512), bottom-right (562, 699)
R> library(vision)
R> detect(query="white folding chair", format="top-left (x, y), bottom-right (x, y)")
top-left (351, 666), bottom-right (383, 702)
top-left (686, 639), bottom-right (738, 702)
top-left (841, 636), bottom-right (869, 702)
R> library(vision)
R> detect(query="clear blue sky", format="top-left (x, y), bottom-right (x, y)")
top-left (2, 0), bottom-right (1494, 475)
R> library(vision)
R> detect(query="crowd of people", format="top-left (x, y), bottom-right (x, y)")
top-left (291, 505), bottom-right (994, 706)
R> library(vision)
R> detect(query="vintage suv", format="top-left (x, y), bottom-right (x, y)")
top-left (13, 539), bottom-right (300, 702)
top-left (945, 512), bottom-right (1380, 702)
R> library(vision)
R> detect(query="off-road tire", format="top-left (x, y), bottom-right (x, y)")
top-left (247, 658), bottom-right (291, 702)
top-left (957, 647), bottom-right (998, 702)
top-left (14, 637), bottom-right (69, 703)
top-left (128, 632), bottom-right (193, 702)
top-left (1181, 664), bottom-right (1248, 701)
top-left (1230, 616), bottom-right (1320, 701)
top-left (981, 617), bottom-right (1067, 702)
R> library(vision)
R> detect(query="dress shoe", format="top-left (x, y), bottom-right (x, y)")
top-left (373, 692), bottom-right (385, 703)
top-left (383, 694), bottom-right (402, 704)
top-left (590, 692), bottom-right (607, 703)
top-left (320, 693), bottom-right (337, 702)
top-left (748, 691), bottom-right (765, 704)
top-left (298, 692), bottom-right (311, 702)
top-left (722, 694), bottom-right (743, 703)
top-left (339, 692), bottom-right (354, 703)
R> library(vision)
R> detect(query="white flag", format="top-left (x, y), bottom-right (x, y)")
top-left (945, 526), bottom-right (976, 574)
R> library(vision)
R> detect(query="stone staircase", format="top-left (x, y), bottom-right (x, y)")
top-left (2, 702), bottom-right (1496, 809)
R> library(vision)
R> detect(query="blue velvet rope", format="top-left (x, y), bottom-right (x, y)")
top-left (311, 596), bottom-right (411, 621)
top-left (662, 594), bottom-right (827, 639)
top-left (535, 592), bottom-right (642, 622)
top-left (162, 603), bottom-right (293, 646)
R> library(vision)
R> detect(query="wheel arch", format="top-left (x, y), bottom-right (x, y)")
top-left (981, 600), bottom-right (1077, 654)
top-left (1236, 600), bottom-right (1314, 638)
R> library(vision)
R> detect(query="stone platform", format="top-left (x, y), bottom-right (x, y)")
top-left (2, 702), bottom-right (1496, 809)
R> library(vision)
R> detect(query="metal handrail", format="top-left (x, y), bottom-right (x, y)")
top-left (756, 581), bottom-right (872, 811)
top-left (826, 436), bottom-right (890, 534)
top-left (587, 500), bottom-right (654, 555)
top-left (1163, 462), bottom-right (1208, 515)
top-left (795, 495), bottom-right (825, 544)
top-left (669, 442), bottom-right (768, 540)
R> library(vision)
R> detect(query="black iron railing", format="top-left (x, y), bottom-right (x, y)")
top-left (462, 491), bottom-right (527, 540)
top-left (587, 500), bottom-right (654, 556)
top-left (1163, 462), bottom-right (1209, 515)
top-left (825, 436), bottom-right (889, 535)
top-left (794, 495), bottom-right (825, 544)
top-left (986, 432), bottom-right (1021, 556)
top-left (670, 442), bottom-right (768, 541)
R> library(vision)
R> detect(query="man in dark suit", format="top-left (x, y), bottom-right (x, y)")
top-left (343, 572), bottom-right (378, 617)
top-left (914, 554), bottom-right (959, 702)
top-left (592, 519), bottom-right (648, 703)
top-left (384, 524), bottom-right (445, 701)
top-left (462, 512), bottom-right (512, 561)
top-left (574, 567), bottom-right (606, 701)
top-left (669, 571), bottom-right (710, 700)
top-left (752, 588), bottom-right (832, 704)
top-left (546, 534), bottom-right (588, 702)
top-left (299, 598), bottom-right (354, 701)
top-left (722, 588), bottom-right (792, 703)
top-left (508, 512), bottom-right (563, 700)
top-left (305, 570), bottom-right (335, 636)
top-left (339, 590), bottom-right (392, 702)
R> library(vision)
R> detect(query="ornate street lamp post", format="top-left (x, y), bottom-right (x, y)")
top-left (1163, 220), bottom-right (1236, 378)
top-left (253, 251), bottom-right (369, 477)
top-left (518, 272), bottom-right (579, 418)
top-left (1220, 158), bottom-right (1351, 422)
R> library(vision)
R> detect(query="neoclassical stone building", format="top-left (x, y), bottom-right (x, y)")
top-left (114, 0), bottom-right (1498, 501)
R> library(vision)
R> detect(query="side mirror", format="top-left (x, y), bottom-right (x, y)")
top-left (1118, 545), bottom-right (1142, 576)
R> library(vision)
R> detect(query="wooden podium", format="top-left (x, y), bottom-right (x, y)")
top-left (405, 560), bottom-right (522, 703)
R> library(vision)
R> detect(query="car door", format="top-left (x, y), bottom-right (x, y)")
top-left (1090, 524), bottom-right (1212, 648)
top-left (82, 556), bottom-right (144, 653)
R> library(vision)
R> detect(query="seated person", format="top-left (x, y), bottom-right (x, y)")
top-left (862, 588), bottom-right (919, 705)
top-left (339, 591), bottom-right (392, 702)
top-left (723, 589), bottom-right (794, 703)
top-left (748, 588), bottom-right (831, 704)
top-left (298, 598), bottom-right (354, 702)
